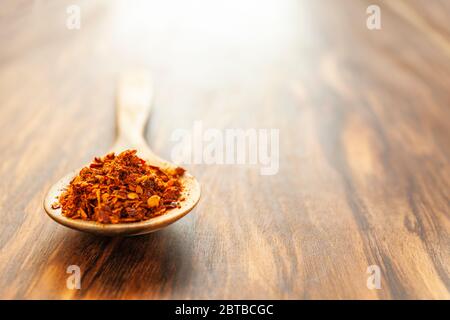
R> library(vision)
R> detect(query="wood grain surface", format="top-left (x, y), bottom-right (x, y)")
top-left (0, 0), bottom-right (449, 299)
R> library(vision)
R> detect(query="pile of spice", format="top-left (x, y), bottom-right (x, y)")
top-left (53, 150), bottom-right (185, 224)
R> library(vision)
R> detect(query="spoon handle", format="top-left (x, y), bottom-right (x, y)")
top-left (115, 71), bottom-right (153, 146)
top-left (112, 71), bottom-right (172, 168)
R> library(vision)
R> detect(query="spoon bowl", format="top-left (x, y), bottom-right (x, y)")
top-left (43, 72), bottom-right (201, 236)
top-left (44, 168), bottom-right (200, 236)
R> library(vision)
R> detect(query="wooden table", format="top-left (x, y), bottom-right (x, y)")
top-left (0, 0), bottom-right (448, 299)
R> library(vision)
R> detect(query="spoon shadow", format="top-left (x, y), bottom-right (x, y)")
top-left (47, 226), bottom-right (193, 299)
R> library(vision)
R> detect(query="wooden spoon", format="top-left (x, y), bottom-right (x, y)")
top-left (43, 72), bottom-right (201, 236)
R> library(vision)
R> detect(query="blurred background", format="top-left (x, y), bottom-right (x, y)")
top-left (1, 0), bottom-right (449, 162)
top-left (0, 0), bottom-right (449, 299)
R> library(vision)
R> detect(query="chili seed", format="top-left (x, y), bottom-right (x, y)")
top-left (147, 195), bottom-right (160, 208)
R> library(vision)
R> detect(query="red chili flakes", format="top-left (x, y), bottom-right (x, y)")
top-left (56, 150), bottom-right (185, 224)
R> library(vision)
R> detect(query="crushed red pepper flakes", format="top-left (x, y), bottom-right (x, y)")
top-left (52, 150), bottom-right (185, 224)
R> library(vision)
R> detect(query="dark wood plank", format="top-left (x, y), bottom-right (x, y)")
top-left (0, 0), bottom-right (448, 299)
